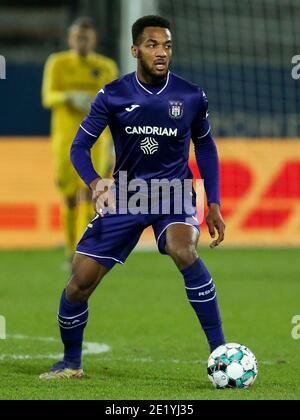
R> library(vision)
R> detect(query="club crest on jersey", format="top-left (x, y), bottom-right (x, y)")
top-left (169, 101), bottom-right (184, 119)
top-left (92, 69), bottom-right (101, 78)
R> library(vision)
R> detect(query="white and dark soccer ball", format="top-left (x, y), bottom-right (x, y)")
top-left (207, 343), bottom-right (258, 389)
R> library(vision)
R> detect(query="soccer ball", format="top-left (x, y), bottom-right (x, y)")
top-left (207, 343), bottom-right (258, 389)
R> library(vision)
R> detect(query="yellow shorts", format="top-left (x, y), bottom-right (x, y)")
top-left (52, 129), bottom-right (113, 198)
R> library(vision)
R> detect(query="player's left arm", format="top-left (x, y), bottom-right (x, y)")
top-left (191, 90), bottom-right (226, 248)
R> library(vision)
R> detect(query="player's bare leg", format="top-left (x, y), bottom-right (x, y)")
top-left (67, 253), bottom-right (110, 303)
top-left (165, 224), bottom-right (225, 353)
top-left (39, 254), bottom-right (109, 380)
top-left (165, 224), bottom-right (199, 271)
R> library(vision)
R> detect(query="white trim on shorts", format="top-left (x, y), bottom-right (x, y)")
top-left (76, 251), bottom-right (124, 265)
top-left (156, 222), bottom-right (200, 249)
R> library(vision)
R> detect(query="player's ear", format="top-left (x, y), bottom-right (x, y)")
top-left (131, 45), bottom-right (138, 59)
top-left (93, 32), bottom-right (98, 48)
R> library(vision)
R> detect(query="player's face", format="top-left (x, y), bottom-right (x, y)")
top-left (68, 26), bottom-right (97, 57)
top-left (132, 27), bottom-right (173, 83)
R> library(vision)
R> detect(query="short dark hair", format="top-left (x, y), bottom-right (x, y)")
top-left (132, 15), bottom-right (171, 45)
top-left (71, 17), bottom-right (96, 31)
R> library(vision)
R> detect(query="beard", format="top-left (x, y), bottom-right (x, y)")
top-left (138, 53), bottom-right (170, 84)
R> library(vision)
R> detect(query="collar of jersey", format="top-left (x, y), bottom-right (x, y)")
top-left (134, 71), bottom-right (171, 96)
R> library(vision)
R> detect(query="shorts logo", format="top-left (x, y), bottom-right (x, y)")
top-left (140, 137), bottom-right (159, 155)
top-left (169, 101), bottom-right (184, 119)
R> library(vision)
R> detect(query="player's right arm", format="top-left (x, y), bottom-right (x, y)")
top-left (70, 89), bottom-right (115, 215)
top-left (42, 54), bottom-right (91, 112)
top-left (42, 54), bottom-right (67, 108)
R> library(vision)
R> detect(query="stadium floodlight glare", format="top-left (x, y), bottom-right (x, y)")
top-left (0, 55), bottom-right (6, 80)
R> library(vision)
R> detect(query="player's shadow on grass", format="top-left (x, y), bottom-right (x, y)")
top-left (94, 365), bottom-right (210, 391)
top-left (5, 361), bottom-right (51, 378)
top-left (5, 361), bottom-right (210, 391)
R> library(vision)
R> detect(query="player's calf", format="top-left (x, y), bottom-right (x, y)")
top-left (166, 242), bottom-right (198, 270)
top-left (67, 253), bottom-right (109, 303)
top-left (60, 255), bottom-right (109, 365)
top-left (181, 258), bottom-right (225, 353)
top-left (165, 224), bottom-right (199, 270)
top-left (40, 255), bottom-right (109, 379)
top-left (165, 224), bottom-right (225, 353)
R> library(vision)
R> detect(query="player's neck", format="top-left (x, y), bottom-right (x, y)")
top-left (136, 69), bottom-right (168, 86)
top-left (72, 49), bottom-right (92, 59)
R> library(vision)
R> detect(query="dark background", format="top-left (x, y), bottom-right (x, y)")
top-left (0, 0), bottom-right (299, 137)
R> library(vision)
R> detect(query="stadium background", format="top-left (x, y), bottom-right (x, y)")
top-left (1, 0), bottom-right (299, 249)
top-left (0, 0), bottom-right (300, 401)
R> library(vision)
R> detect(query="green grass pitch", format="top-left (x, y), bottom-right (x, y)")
top-left (0, 248), bottom-right (300, 400)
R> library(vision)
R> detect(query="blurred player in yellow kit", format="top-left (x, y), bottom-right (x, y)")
top-left (42, 18), bottom-right (118, 262)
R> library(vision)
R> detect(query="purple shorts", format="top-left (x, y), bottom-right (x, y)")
top-left (76, 195), bottom-right (200, 269)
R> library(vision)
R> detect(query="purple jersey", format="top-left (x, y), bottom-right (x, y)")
top-left (71, 71), bottom-right (220, 205)
top-left (76, 72), bottom-right (210, 180)
top-left (72, 72), bottom-right (221, 268)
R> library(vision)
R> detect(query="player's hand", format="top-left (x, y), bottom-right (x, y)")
top-left (206, 204), bottom-right (226, 249)
top-left (91, 178), bottom-right (116, 217)
top-left (65, 91), bottom-right (92, 113)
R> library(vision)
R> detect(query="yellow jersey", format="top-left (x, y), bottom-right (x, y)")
top-left (42, 50), bottom-right (118, 194)
top-left (42, 49), bottom-right (118, 144)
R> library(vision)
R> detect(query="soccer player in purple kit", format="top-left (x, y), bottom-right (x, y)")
top-left (40, 15), bottom-right (226, 380)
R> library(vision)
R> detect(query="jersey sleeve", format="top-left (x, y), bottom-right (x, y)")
top-left (191, 89), bottom-right (211, 143)
top-left (80, 89), bottom-right (110, 138)
top-left (70, 88), bottom-right (111, 186)
top-left (42, 55), bottom-right (66, 109)
top-left (191, 89), bottom-right (221, 206)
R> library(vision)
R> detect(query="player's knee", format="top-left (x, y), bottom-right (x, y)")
top-left (67, 276), bottom-right (92, 303)
top-left (67, 255), bottom-right (108, 303)
top-left (167, 243), bottom-right (198, 269)
top-left (67, 270), bottom-right (98, 303)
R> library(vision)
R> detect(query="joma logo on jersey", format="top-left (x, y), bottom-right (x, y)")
top-left (169, 101), bottom-right (184, 119)
top-left (125, 126), bottom-right (178, 137)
